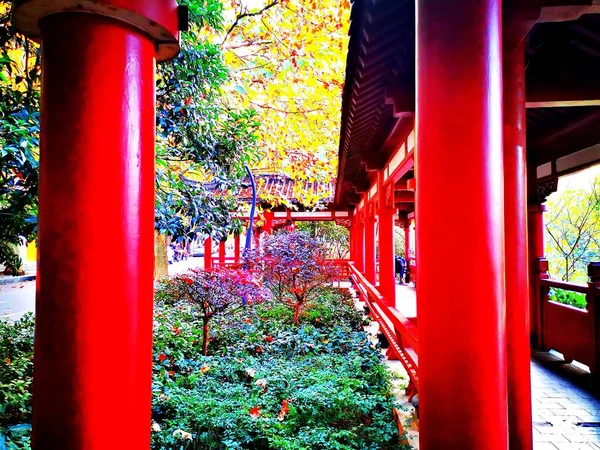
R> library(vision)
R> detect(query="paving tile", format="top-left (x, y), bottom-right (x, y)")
top-left (534, 443), bottom-right (559, 450)
top-left (554, 444), bottom-right (599, 450)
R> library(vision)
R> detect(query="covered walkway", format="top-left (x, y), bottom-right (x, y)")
top-left (393, 285), bottom-right (600, 449)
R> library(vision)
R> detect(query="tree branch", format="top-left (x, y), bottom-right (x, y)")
top-left (222, 1), bottom-right (280, 44)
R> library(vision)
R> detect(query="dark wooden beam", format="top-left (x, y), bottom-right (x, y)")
top-left (528, 107), bottom-right (600, 164)
top-left (394, 191), bottom-right (415, 202)
top-left (526, 32), bottom-right (600, 107)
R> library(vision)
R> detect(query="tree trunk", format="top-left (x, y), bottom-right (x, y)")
top-left (202, 316), bottom-right (210, 356)
top-left (293, 302), bottom-right (302, 326)
top-left (155, 231), bottom-right (169, 280)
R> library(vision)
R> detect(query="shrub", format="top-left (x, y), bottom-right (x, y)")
top-left (1, 285), bottom-right (407, 449)
top-left (257, 231), bottom-right (336, 325)
top-left (151, 288), bottom-right (406, 449)
top-left (156, 268), bottom-right (271, 355)
top-left (0, 313), bottom-right (34, 449)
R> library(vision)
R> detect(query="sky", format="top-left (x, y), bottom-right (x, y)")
top-left (557, 165), bottom-right (600, 193)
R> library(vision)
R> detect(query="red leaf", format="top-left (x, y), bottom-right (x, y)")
top-left (249, 406), bottom-right (261, 418)
top-left (158, 353), bottom-right (167, 362)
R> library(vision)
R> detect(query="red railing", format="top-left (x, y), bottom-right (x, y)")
top-left (537, 259), bottom-right (600, 374)
top-left (212, 257), bottom-right (241, 269)
top-left (327, 259), bottom-right (352, 286)
top-left (346, 262), bottom-right (419, 400)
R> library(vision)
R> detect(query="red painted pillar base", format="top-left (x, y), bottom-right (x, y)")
top-left (504, 41), bottom-right (533, 450)
top-left (378, 210), bottom-right (396, 306)
top-left (15, 1), bottom-right (180, 446)
top-left (204, 237), bottom-right (213, 270)
top-left (416, 0), bottom-right (508, 448)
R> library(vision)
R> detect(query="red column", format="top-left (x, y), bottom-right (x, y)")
top-left (416, 1), bottom-right (508, 449)
top-left (364, 207), bottom-right (377, 284)
top-left (378, 210), bottom-right (396, 306)
top-left (14, 2), bottom-right (180, 448)
top-left (219, 241), bottom-right (226, 266)
top-left (204, 237), bottom-right (213, 270)
top-left (234, 234), bottom-right (241, 264)
top-left (349, 222), bottom-right (354, 261)
top-left (504, 41), bottom-right (532, 450)
top-left (356, 212), bottom-right (365, 272)
top-left (404, 224), bottom-right (410, 275)
top-left (528, 204), bottom-right (546, 344)
top-left (264, 211), bottom-right (273, 234)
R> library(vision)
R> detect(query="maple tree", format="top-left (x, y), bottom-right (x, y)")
top-left (257, 231), bottom-right (335, 325)
top-left (218, 0), bottom-right (350, 209)
top-left (158, 267), bottom-right (270, 355)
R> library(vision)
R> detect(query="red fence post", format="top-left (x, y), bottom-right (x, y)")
top-left (12, 1), bottom-right (181, 448)
top-left (416, 0), bottom-right (508, 448)
top-left (504, 40), bottom-right (533, 450)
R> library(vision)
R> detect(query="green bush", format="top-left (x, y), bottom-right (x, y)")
top-left (0, 291), bottom-right (407, 449)
top-left (548, 288), bottom-right (587, 309)
top-left (0, 313), bottom-right (34, 449)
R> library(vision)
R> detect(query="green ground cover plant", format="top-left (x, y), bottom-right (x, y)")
top-left (548, 287), bottom-right (587, 309)
top-left (1, 286), bottom-right (406, 449)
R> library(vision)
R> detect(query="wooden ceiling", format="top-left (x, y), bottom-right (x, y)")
top-left (336, 0), bottom-right (600, 208)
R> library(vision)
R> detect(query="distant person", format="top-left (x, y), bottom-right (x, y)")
top-left (395, 256), bottom-right (406, 284)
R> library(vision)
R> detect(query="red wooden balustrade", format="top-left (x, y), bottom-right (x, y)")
top-left (212, 257), bottom-right (241, 269)
top-left (536, 259), bottom-right (600, 375)
top-left (346, 262), bottom-right (420, 401)
top-left (327, 259), bottom-right (352, 287)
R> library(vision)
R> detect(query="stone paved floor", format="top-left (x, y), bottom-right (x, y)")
top-left (531, 351), bottom-right (600, 449)
top-left (393, 283), bottom-right (600, 449)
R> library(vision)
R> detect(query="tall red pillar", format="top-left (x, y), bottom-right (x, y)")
top-left (364, 206), bottom-right (377, 284)
top-left (204, 237), bottom-right (213, 270)
top-left (378, 209), bottom-right (395, 305)
top-left (356, 212), bottom-right (365, 272)
top-left (349, 220), bottom-right (355, 261)
top-left (12, 2), bottom-right (181, 448)
top-left (219, 241), bottom-right (226, 266)
top-left (504, 41), bottom-right (533, 450)
top-left (234, 234), bottom-right (241, 264)
top-left (416, 1), bottom-right (508, 448)
top-left (528, 203), bottom-right (546, 344)
top-left (378, 176), bottom-right (396, 305)
top-left (264, 211), bottom-right (274, 234)
top-left (404, 225), bottom-right (410, 271)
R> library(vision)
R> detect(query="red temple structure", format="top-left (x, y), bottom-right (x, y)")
top-left (10, 0), bottom-right (600, 449)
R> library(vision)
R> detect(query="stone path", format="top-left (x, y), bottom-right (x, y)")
top-left (393, 283), bottom-right (600, 449)
top-left (531, 351), bottom-right (600, 449)
top-left (0, 280), bottom-right (35, 320)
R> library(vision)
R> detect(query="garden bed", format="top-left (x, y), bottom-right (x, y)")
top-left (1, 231), bottom-right (409, 449)
top-left (1, 288), bottom-right (407, 449)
